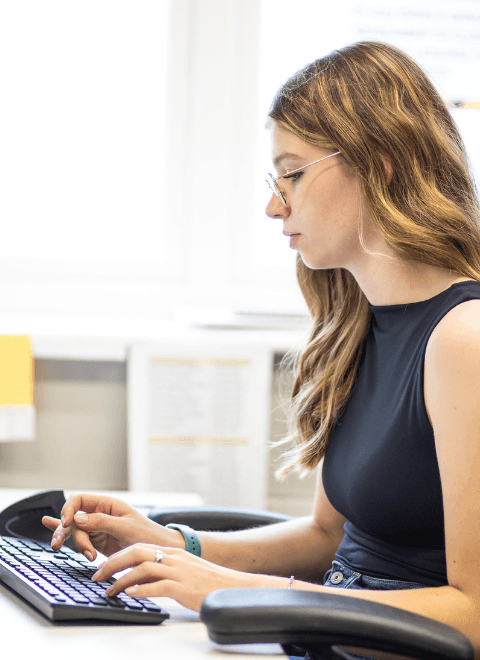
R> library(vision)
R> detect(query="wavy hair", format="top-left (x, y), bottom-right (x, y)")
top-left (270, 41), bottom-right (480, 476)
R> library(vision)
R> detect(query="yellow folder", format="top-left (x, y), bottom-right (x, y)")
top-left (0, 336), bottom-right (34, 405)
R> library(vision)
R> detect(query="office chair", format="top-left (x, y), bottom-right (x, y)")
top-left (1, 491), bottom-right (473, 660)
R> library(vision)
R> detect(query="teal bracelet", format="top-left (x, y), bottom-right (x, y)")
top-left (166, 523), bottom-right (201, 556)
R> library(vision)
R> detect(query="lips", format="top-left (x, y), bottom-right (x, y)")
top-left (283, 231), bottom-right (300, 249)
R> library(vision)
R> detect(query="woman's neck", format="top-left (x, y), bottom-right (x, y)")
top-left (347, 247), bottom-right (471, 306)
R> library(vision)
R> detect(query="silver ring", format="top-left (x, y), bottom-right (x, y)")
top-left (154, 549), bottom-right (164, 564)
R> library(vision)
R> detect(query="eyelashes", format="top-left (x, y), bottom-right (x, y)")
top-left (282, 172), bottom-right (303, 183)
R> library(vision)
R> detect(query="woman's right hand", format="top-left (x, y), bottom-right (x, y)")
top-left (41, 493), bottom-right (185, 562)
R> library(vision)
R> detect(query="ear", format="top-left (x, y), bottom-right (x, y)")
top-left (381, 156), bottom-right (393, 183)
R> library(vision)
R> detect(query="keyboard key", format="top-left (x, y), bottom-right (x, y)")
top-left (122, 601), bottom-right (144, 610)
top-left (140, 600), bottom-right (163, 611)
top-left (70, 594), bottom-right (90, 604)
top-left (89, 596), bottom-right (109, 605)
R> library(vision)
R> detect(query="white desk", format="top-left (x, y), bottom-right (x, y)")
top-left (28, 324), bottom-right (304, 361)
top-left (0, 489), bottom-right (284, 659)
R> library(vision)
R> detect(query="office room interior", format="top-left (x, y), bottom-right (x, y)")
top-left (0, 0), bottom-right (479, 519)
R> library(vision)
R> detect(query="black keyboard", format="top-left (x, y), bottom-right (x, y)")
top-left (0, 535), bottom-right (169, 623)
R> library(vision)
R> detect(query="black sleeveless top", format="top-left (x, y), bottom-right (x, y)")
top-left (322, 281), bottom-right (480, 586)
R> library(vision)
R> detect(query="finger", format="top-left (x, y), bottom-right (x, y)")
top-left (61, 494), bottom-right (104, 527)
top-left (61, 493), bottom-right (131, 527)
top-left (69, 528), bottom-right (97, 561)
top-left (41, 515), bottom-right (60, 532)
top-left (60, 494), bottom-right (83, 527)
top-left (42, 516), bottom-right (74, 551)
top-left (43, 514), bottom-right (94, 560)
top-left (70, 509), bottom-right (132, 561)
top-left (41, 513), bottom-right (95, 560)
top-left (105, 562), bottom-right (173, 598)
top-left (59, 523), bottom-right (98, 561)
top-left (127, 580), bottom-right (203, 612)
top-left (124, 580), bottom-right (181, 601)
top-left (49, 522), bottom-right (72, 550)
top-left (73, 510), bottom-right (118, 532)
top-left (92, 544), bottom-right (169, 583)
top-left (92, 544), bottom-right (160, 581)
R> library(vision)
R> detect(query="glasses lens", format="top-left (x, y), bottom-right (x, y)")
top-left (265, 176), bottom-right (276, 195)
top-left (265, 174), bottom-right (287, 206)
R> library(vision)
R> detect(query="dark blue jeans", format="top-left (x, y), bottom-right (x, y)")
top-left (287, 560), bottom-right (428, 660)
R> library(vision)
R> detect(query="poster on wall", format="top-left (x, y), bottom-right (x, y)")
top-left (347, 0), bottom-right (480, 181)
top-left (349, 0), bottom-right (480, 105)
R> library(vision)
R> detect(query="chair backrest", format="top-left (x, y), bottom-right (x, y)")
top-left (148, 506), bottom-right (292, 531)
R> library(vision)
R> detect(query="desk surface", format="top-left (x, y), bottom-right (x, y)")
top-left (0, 489), bottom-right (283, 659)
top-left (26, 324), bottom-right (304, 361)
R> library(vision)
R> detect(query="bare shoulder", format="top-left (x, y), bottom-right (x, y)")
top-left (423, 298), bottom-right (480, 599)
top-left (425, 299), bottom-right (480, 424)
top-left (426, 298), bottom-right (480, 359)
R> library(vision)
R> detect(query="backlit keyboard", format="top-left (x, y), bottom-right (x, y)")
top-left (0, 535), bottom-right (169, 623)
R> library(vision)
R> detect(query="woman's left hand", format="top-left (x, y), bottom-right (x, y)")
top-left (91, 543), bottom-right (270, 612)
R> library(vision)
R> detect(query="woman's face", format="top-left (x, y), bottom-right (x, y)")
top-left (266, 123), bottom-right (376, 271)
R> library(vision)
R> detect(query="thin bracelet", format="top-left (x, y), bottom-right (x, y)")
top-left (287, 575), bottom-right (295, 590)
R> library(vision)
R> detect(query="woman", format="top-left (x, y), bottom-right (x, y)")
top-left (43, 42), bottom-right (480, 657)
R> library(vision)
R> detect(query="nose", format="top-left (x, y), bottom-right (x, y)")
top-left (266, 193), bottom-right (290, 219)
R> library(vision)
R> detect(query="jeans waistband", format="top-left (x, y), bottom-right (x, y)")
top-left (323, 560), bottom-right (429, 591)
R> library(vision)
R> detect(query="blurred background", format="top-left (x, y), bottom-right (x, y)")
top-left (0, 0), bottom-right (478, 515)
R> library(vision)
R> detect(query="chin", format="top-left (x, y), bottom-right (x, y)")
top-left (299, 253), bottom-right (331, 271)
top-left (299, 246), bottom-right (348, 271)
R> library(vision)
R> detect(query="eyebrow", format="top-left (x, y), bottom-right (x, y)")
top-left (273, 152), bottom-right (303, 168)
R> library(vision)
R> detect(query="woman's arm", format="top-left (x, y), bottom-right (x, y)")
top-left (92, 465), bottom-right (347, 609)
top-left (43, 461), bottom-right (346, 580)
top-left (196, 461), bottom-right (346, 579)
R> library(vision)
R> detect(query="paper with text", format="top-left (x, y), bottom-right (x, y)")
top-left (128, 339), bottom-right (272, 508)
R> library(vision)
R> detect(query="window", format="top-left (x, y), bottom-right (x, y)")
top-left (1, 1), bottom-right (478, 326)
top-left (0, 1), bottom-right (172, 321)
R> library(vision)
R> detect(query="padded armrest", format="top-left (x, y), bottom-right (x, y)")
top-left (148, 506), bottom-right (292, 531)
top-left (200, 589), bottom-right (474, 660)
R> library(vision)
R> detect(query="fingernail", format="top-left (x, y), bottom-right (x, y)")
top-left (92, 562), bottom-right (105, 580)
top-left (84, 551), bottom-right (94, 562)
top-left (126, 585), bottom-right (138, 596)
top-left (61, 515), bottom-right (66, 526)
top-left (74, 512), bottom-right (88, 524)
top-left (52, 534), bottom-right (62, 545)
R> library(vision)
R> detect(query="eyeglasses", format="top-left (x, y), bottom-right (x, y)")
top-left (265, 151), bottom-right (340, 207)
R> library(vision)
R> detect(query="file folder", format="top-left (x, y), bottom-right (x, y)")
top-left (0, 336), bottom-right (35, 441)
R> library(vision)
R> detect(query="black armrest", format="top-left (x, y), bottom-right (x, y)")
top-left (148, 506), bottom-right (292, 531)
top-left (200, 589), bottom-right (474, 660)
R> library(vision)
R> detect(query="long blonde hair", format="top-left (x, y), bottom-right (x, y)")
top-left (270, 41), bottom-right (480, 475)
